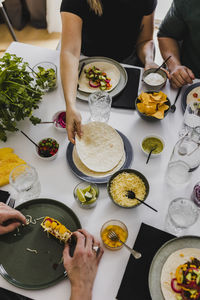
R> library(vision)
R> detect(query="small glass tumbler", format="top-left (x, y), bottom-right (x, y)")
top-left (165, 197), bottom-right (199, 236)
top-left (166, 160), bottom-right (191, 185)
top-left (9, 164), bottom-right (41, 203)
top-left (33, 62), bottom-right (57, 92)
top-left (88, 91), bottom-right (112, 122)
top-left (73, 181), bottom-right (99, 209)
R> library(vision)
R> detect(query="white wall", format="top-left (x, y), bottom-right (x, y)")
top-left (155, 0), bottom-right (173, 22)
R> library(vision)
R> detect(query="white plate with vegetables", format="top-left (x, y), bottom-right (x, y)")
top-left (77, 56), bottom-right (128, 101)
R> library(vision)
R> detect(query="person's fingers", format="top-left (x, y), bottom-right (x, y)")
top-left (3, 210), bottom-right (26, 225)
top-left (170, 75), bottom-right (183, 88)
top-left (75, 121), bottom-right (83, 138)
top-left (78, 229), bottom-right (94, 251)
top-left (174, 72), bottom-right (186, 86)
top-left (186, 68), bottom-right (195, 81)
top-left (63, 242), bottom-right (72, 265)
top-left (73, 231), bottom-right (86, 251)
top-left (67, 125), bottom-right (75, 144)
top-left (96, 247), bottom-right (104, 264)
top-left (178, 70), bottom-right (192, 85)
top-left (92, 236), bottom-right (100, 248)
top-left (0, 222), bottom-right (21, 234)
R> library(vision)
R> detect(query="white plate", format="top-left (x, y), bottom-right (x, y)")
top-left (77, 56), bottom-right (128, 101)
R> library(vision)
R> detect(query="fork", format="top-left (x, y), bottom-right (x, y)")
top-left (108, 230), bottom-right (142, 259)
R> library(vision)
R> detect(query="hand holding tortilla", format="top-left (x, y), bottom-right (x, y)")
top-left (78, 61), bottom-right (120, 93)
top-left (66, 107), bottom-right (82, 144)
top-left (161, 248), bottom-right (200, 300)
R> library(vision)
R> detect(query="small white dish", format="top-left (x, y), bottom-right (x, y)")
top-left (52, 110), bottom-right (66, 132)
top-left (140, 135), bottom-right (165, 158)
top-left (142, 68), bottom-right (167, 91)
top-left (35, 138), bottom-right (59, 161)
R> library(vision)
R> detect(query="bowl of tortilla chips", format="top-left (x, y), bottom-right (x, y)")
top-left (135, 91), bottom-right (171, 121)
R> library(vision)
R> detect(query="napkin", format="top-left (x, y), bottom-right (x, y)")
top-left (116, 223), bottom-right (175, 300)
top-left (111, 67), bottom-right (141, 110)
top-left (0, 287), bottom-right (33, 300)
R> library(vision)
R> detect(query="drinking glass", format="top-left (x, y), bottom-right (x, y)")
top-left (165, 197), bottom-right (199, 236)
top-left (88, 91), bottom-right (112, 122)
top-left (166, 160), bottom-right (191, 185)
top-left (179, 102), bottom-right (200, 137)
top-left (9, 164), bottom-right (41, 203)
top-left (166, 126), bottom-right (200, 185)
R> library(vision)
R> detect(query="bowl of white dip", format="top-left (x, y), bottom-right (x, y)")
top-left (142, 68), bottom-right (167, 91)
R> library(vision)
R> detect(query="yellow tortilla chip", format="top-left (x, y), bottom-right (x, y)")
top-left (158, 104), bottom-right (169, 112)
top-left (152, 110), bottom-right (165, 119)
top-left (138, 92), bottom-right (151, 104)
top-left (137, 103), bottom-right (146, 113)
top-left (144, 104), bottom-right (157, 115)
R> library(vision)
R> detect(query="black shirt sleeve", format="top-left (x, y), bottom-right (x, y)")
top-left (143, 0), bottom-right (157, 16)
top-left (60, 0), bottom-right (87, 20)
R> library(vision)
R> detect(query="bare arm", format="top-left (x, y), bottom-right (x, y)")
top-left (60, 12), bottom-right (83, 143)
top-left (136, 12), bottom-right (158, 69)
top-left (158, 36), bottom-right (195, 88)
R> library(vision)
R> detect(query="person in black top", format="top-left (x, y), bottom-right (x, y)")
top-left (60, 0), bottom-right (158, 143)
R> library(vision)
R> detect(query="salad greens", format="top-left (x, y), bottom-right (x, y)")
top-left (0, 53), bottom-right (44, 142)
top-left (35, 65), bottom-right (57, 92)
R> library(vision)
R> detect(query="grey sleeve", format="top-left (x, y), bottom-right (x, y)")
top-left (157, 0), bottom-right (186, 41)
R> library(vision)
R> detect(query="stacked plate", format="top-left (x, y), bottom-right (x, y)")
top-left (66, 122), bottom-right (133, 183)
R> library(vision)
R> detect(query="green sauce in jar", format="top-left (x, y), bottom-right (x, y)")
top-left (142, 137), bottom-right (163, 154)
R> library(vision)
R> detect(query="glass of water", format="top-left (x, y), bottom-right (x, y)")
top-left (166, 160), bottom-right (191, 185)
top-left (9, 164), bottom-right (41, 203)
top-left (88, 91), bottom-right (112, 122)
top-left (165, 197), bottom-right (199, 236)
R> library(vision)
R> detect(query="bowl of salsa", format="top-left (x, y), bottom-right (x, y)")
top-left (141, 135), bottom-right (165, 158)
top-left (36, 138), bottom-right (59, 160)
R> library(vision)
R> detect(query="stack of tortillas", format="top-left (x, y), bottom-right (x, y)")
top-left (73, 122), bottom-right (125, 177)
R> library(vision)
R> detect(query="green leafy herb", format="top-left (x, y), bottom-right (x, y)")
top-left (0, 53), bottom-right (44, 141)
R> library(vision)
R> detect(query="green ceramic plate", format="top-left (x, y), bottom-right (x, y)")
top-left (0, 198), bottom-right (81, 289)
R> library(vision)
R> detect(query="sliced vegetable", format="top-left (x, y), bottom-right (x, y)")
top-left (85, 66), bottom-right (112, 91)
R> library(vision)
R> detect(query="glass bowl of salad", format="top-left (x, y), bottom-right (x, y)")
top-left (33, 62), bottom-right (57, 92)
top-left (35, 137), bottom-right (59, 160)
top-left (52, 110), bottom-right (66, 132)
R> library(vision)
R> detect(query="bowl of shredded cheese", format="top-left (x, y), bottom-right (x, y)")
top-left (107, 169), bottom-right (149, 208)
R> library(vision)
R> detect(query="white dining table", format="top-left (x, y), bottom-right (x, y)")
top-left (1, 41), bottom-right (200, 300)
